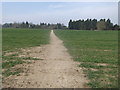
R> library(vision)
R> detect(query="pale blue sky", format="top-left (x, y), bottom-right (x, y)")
top-left (2, 2), bottom-right (118, 26)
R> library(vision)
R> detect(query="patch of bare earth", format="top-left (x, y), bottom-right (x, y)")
top-left (3, 30), bottom-right (88, 88)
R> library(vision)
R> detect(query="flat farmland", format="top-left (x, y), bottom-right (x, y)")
top-left (54, 30), bottom-right (118, 88)
top-left (2, 28), bottom-right (50, 77)
top-left (2, 29), bottom-right (118, 88)
top-left (2, 28), bottom-right (50, 52)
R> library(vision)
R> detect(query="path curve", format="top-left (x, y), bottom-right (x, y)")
top-left (3, 30), bottom-right (88, 88)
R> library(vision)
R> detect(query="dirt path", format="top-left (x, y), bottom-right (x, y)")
top-left (3, 30), bottom-right (88, 88)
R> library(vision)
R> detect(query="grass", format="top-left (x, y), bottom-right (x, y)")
top-left (54, 30), bottom-right (118, 88)
top-left (3, 68), bottom-right (23, 77)
top-left (3, 28), bottom-right (50, 52)
top-left (2, 28), bottom-right (50, 77)
top-left (2, 55), bottom-right (42, 77)
top-left (2, 60), bottom-right (25, 69)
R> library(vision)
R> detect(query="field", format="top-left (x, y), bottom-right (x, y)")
top-left (3, 28), bottom-right (50, 52)
top-left (2, 28), bottom-right (118, 88)
top-left (54, 30), bottom-right (118, 88)
top-left (2, 28), bottom-right (50, 77)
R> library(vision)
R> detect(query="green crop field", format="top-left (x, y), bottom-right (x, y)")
top-left (3, 28), bottom-right (50, 52)
top-left (2, 28), bottom-right (118, 88)
top-left (54, 30), bottom-right (118, 88)
top-left (2, 28), bottom-right (50, 77)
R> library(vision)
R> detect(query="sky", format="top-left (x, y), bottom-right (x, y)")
top-left (2, 2), bottom-right (118, 26)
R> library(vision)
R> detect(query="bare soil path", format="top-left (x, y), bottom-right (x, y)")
top-left (3, 30), bottom-right (88, 88)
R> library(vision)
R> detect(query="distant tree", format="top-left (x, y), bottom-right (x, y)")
top-left (86, 19), bottom-right (91, 30)
top-left (106, 19), bottom-right (113, 30)
top-left (30, 24), bottom-right (35, 28)
top-left (97, 21), bottom-right (106, 30)
top-left (2, 19), bottom-right (118, 30)
top-left (2, 23), bottom-right (11, 28)
top-left (20, 22), bottom-right (26, 28)
top-left (73, 21), bottom-right (77, 29)
top-left (92, 19), bottom-right (97, 30)
top-left (26, 21), bottom-right (29, 28)
top-left (75, 21), bottom-right (79, 30)
top-left (113, 24), bottom-right (120, 30)
top-left (100, 19), bottom-right (106, 22)
top-left (80, 20), bottom-right (85, 30)
top-left (89, 19), bottom-right (92, 30)
top-left (48, 23), bottom-right (50, 26)
top-left (68, 19), bottom-right (73, 29)
top-left (57, 23), bottom-right (62, 29)
top-left (13, 22), bottom-right (18, 28)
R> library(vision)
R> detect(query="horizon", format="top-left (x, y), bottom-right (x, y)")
top-left (2, 18), bottom-right (118, 27)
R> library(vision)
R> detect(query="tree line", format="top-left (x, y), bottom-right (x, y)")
top-left (2, 21), bottom-right (67, 29)
top-left (2, 19), bottom-right (120, 30)
top-left (68, 19), bottom-right (120, 30)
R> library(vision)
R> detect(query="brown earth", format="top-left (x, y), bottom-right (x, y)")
top-left (3, 30), bottom-right (88, 88)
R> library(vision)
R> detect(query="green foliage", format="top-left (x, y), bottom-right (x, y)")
top-left (2, 55), bottom-right (41, 62)
top-left (2, 60), bottom-right (24, 69)
top-left (3, 68), bottom-right (23, 77)
top-left (68, 19), bottom-right (119, 30)
top-left (2, 22), bottom-right (67, 29)
top-left (54, 30), bottom-right (118, 88)
top-left (106, 19), bottom-right (113, 30)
